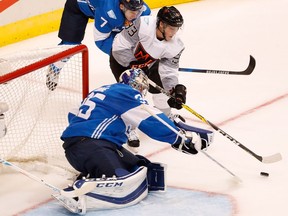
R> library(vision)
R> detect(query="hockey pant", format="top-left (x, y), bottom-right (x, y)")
top-left (58, 0), bottom-right (92, 44)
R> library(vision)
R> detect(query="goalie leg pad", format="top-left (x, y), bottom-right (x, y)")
top-left (62, 166), bottom-right (148, 211)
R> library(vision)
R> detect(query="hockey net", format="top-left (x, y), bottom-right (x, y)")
top-left (0, 45), bottom-right (89, 175)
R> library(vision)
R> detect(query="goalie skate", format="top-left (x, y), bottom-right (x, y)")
top-left (52, 193), bottom-right (86, 215)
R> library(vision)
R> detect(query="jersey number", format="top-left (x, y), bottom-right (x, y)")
top-left (77, 92), bottom-right (106, 119)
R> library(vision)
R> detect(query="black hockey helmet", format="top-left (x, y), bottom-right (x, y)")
top-left (157, 6), bottom-right (184, 27)
top-left (121, 0), bottom-right (144, 11)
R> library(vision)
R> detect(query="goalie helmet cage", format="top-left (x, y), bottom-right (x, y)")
top-left (0, 45), bottom-right (89, 174)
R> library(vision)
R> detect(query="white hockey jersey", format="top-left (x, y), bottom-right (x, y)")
top-left (112, 16), bottom-right (185, 90)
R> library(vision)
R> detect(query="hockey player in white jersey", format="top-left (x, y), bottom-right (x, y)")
top-left (0, 102), bottom-right (8, 138)
top-left (57, 68), bottom-right (213, 214)
top-left (110, 6), bottom-right (186, 148)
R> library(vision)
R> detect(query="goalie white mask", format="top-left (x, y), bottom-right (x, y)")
top-left (119, 68), bottom-right (149, 96)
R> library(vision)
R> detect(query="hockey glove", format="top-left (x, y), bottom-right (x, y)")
top-left (167, 84), bottom-right (187, 110)
top-left (172, 131), bottom-right (203, 155)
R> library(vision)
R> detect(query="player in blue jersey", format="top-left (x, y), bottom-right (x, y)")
top-left (58, 0), bottom-right (151, 54)
top-left (46, 0), bottom-right (151, 93)
top-left (57, 68), bottom-right (213, 214)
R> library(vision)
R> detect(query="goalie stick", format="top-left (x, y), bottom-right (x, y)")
top-left (141, 104), bottom-right (242, 182)
top-left (0, 157), bottom-right (89, 197)
top-left (147, 79), bottom-right (282, 164)
top-left (0, 157), bottom-right (60, 193)
top-left (179, 55), bottom-right (256, 75)
top-left (0, 157), bottom-right (86, 213)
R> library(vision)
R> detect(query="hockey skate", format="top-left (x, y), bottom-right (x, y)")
top-left (126, 129), bottom-right (140, 153)
top-left (46, 63), bottom-right (61, 91)
top-left (52, 193), bottom-right (86, 215)
top-left (45, 57), bottom-right (70, 91)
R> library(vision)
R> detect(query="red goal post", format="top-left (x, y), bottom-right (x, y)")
top-left (0, 45), bottom-right (89, 173)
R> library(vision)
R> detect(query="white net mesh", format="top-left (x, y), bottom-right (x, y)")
top-left (0, 45), bottom-right (89, 174)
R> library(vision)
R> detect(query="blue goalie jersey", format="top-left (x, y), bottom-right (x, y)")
top-left (61, 83), bottom-right (181, 147)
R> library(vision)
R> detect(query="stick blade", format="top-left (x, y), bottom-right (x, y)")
top-left (261, 153), bottom-right (282, 163)
top-left (233, 175), bottom-right (243, 184)
top-left (242, 55), bottom-right (256, 75)
top-left (178, 55), bottom-right (256, 75)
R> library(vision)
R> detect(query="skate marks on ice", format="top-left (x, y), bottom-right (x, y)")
top-left (21, 187), bottom-right (235, 216)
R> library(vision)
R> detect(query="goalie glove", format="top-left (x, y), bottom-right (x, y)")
top-left (172, 131), bottom-right (204, 155)
top-left (167, 84), bottom-right (187, 110)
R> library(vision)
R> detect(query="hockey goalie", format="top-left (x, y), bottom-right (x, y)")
top-left (53, 68), bottom-right (213, 214)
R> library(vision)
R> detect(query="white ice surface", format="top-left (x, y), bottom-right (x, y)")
top-left (1, 0), bottom-right (288, 215)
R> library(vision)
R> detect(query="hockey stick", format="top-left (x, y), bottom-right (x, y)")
top-left (141, 104), bottom-right (242, 182)
top-left (179, 55), bottom-right (256, 75)
top-left (0, 157), bottom-right (61, 193)
top-left (0, 157), bottom-right (90, 198)
top-left (0, 158), bottom-right (139, 199)
top-left (0, 157), bottom-right (86, 213)
top-left (147, 79), bottom-right (282, 164)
